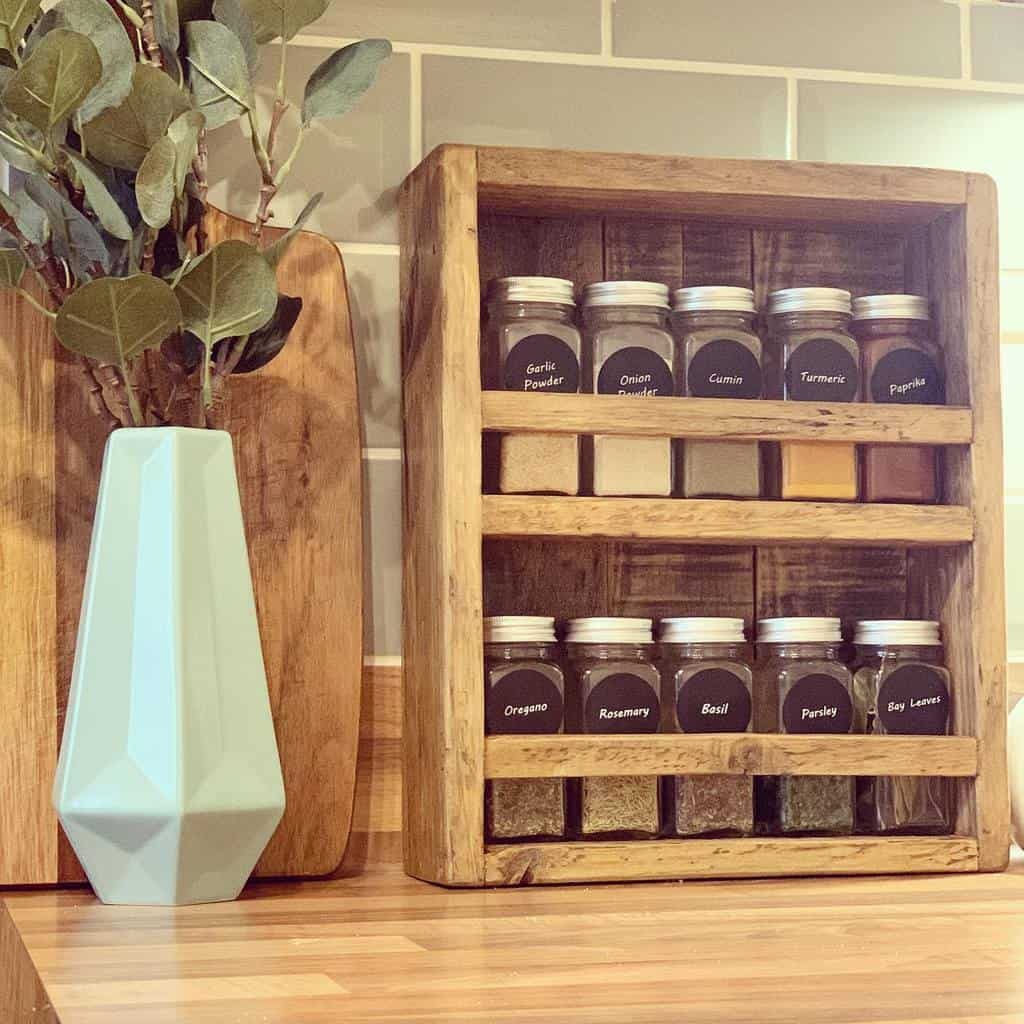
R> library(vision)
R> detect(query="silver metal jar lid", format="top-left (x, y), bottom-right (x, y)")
top-left (582, 281), bottom-right (670, 309)
top-left (672, 286), bottom-right (756, 314)
top-left (486, 276), bottom-right (575, 306)
top-left (565, 616), bottom-right (654, 644)
top-left (757, 617), bottom-right (842, 643)
top-left (767, 287), bottom-right (852, 316)
top-left (659, 617), bottom-right (746, 643)
top-left (853, 619), bottom-right (941, 646)
top-left (851, 294), bottom-right (931, 322)
top-left (484, 615), bottom-right (557, 644)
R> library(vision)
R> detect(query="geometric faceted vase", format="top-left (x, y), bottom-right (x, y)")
top-left (53, 427), bottom-right (285, 905)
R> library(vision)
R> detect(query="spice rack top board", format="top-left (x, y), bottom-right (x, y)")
top-left (399, 144), bottom-right (1006, 888)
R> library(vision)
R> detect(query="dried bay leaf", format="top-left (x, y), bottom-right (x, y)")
top-left (184, 20), bottom-right (252, 130)
top-left (302, 39), bottom-right (391, 126)
top-left (238, 0), bottom-right (328, 44)
top-left (82, 63), bottom-right (191, 170)
top-left (62, 148), bottom-right (133, 240)
top-left (3, 28), bottom-right (102, 130)
top-left (0, 0), bottom-right (41, 56)
top-left (213, 0), bottom-right (258, 72)
top-left (56, 0), bottom-right (134, 122)
top-left (56, 274), bottom-right (182, 364)
top-left (136, 136), bottom-right (176, 228)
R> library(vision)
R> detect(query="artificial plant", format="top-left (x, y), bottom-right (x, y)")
top-left (0, 0), bottom-right (390, 427)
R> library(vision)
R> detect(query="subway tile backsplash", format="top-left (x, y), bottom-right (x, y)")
top-left (972, 4), bottom-right (1024, 85)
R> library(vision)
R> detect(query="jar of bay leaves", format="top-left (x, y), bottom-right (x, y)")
top-left (567, 617), bottom-right (661, 839)
top-left (756, 617), bottom-right (854, 835)
top-left (852, 620), bottom-right (953, 835)
top-left (484, 616), bottom-right (566, 842)
top-left (659, 617), bottom-right (754, 837)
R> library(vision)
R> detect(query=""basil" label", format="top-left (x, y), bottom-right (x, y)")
top-left (584, 673), bottom-right (660, 734)
top-left (687, 339), bottom-right (762, 399)
top-left (781, 674), bottom-right (853, 734)
top-left (486, 669), bottom-right (564, 735)
top-left (504, 334), bottom-right (580, 393)
top-left (870, 348), bottom-right (944, 405)
top-left (597, 347), bottom-right (673, 397)
top-left (785, 337), bottom-right (859, 402)
top-left (676, 668), bottom-right (751, 733)
top-left (876, 665), bottom-right (949, 736)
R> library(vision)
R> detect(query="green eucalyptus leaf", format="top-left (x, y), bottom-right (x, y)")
top-left (213, 0), bottom-right (257, 72)
top-left (0, 188), bottom-right (49, 244)
top-left (24, 176), bottom-right (109, 277)
top-left (153, 0), bottom-right (180, 57)
top-left (263, 191), bottom-right (321, 270)
top-left (62, 148), bottom-right (133, 240)
top-left (0, 0), bottom-right (41, 56)
top-left (0, 247), bottom-right (26, 288)
top-left (135, 136), bottom-right (176, 229)
top-left (56, 0), bottom-right (134, 123)
top-left (22, 7), bottom-right (57, 55)
top-left (230, 293), bottom-right (301, 373)
top-left (56, 274), bottom-right (182, 364)
top-left (184, 20), bottom-right (252, 130)
top-left (167, 108), bottom-right (204, 194)
top-left (238, 0), bottom-right (327, 44)
top-left (302, 39), bottom-right (391, 127)
top-left (174, 238), bottom-right (276, 346)
top-left (3, 29), bottom-right (102, 131)
top-left (0, 118), bottom-right (44, 172)
top-left (82, 63), bottom-right (191, 170)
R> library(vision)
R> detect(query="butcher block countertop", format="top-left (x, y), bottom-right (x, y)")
top-left (5, 858), bottom-right (1024, 1024)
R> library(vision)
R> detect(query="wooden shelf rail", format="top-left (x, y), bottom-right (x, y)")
top-left (485, 734), bottom-right (979, 780)
top-left (482, 392), bottom-right (973, 445)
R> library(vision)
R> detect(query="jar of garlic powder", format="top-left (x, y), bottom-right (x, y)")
top-left (485, 277), bottom-right (582, 496)
top-left (582, 281), bottom-right (674, 497)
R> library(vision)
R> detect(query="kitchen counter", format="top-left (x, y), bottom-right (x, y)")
top-left (5, 859), bottom-right (1024, 1023)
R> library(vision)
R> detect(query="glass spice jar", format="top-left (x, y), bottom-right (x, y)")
top-left (659, 617), bottom-right (754, 837)
top-left (767, 288), bottom-right (860, 501)
top-left (671, 286), bottom-right (763, 498)
top-left (852, 620), bottom-right (953, 835)
top-left (852, 294), bottom-right (944, 504)
top-left (756, 617), bottom-right (854, 836)
top-left (484, 616), bottom-right (567, 842)
top-left (484, 277), bottom-right (582, 496)
top-left (582, 281), bottom-right (674, 496)
top-left (567, 617), bottom-right (661, 839)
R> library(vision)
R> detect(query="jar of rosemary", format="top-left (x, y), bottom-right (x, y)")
top-left (852, 620), bottom-right (952, 835)
top-left (659, 617), bottom-right (754, 837)
top-left (756, 617), bottom-right (854, 836)
top-left (567, 617), bottom-right (661, 839)
top-left (484, 616), bottom-right (566, 842)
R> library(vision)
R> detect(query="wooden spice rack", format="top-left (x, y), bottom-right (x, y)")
top-left (399, 145), bottom-right (1008, 887)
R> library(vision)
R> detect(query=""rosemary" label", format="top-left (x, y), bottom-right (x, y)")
top-left (584, 673), bottom-right (660, 734)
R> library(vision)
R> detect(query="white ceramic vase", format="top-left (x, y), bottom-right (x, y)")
top-left (53, 427), bottom-right (285, 905)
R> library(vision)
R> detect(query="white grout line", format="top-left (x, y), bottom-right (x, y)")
top-left (409, 49), bottom-right (423, 162)
top-left (600, 0), bottom-right (613, 58)
top-left (364, 655), bottom-right (403, 667)
top-left (338, 242), bottom-right (401, 257)
top-left (291, 32), bottom-right (1024, 96)
top-left (362, 447), bottom-right (403, 461)
top-left (785, 77), bottom-right (798, 159)
top-left (960, 0), bottom-right (974, 80)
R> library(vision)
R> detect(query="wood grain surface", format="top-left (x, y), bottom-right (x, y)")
top-left (12, 858), bottom-right (1024, 1022)
top-left (0, 208), bottom-right (361, 884)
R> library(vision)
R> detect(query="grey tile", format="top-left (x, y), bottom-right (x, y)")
top-left (798, 81), bottom-right (1024, 267)
top-left (344, 250), bottom-right (401, 448)
top-left (613, 0), bottom-right (961, 78)
top-left (973, 4), bottom-right (1024, 83)
top-left (423, 57), bottom-right (787, 158)
top-left (309, 0), bottom-right (602, 53)
top-left (363, 457), bottom-right (402, 656)
top-left (1003, 344), bottom-right (1024, 497)
top-left (207, 49), bottom-right (410, 244)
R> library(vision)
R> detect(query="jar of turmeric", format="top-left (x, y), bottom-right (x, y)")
top-left (852, 294), bottom-right (944, 504)
top-left (767, 288), bottom-right (860, 501)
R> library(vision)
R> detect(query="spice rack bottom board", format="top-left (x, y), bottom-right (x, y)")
top-left (480, 836), bottom-right (980, 886)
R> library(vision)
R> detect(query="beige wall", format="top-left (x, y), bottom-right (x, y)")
top-left (206, 0), bottom-right (1024, 666)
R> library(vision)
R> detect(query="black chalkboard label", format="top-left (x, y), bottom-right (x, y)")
top-left (486, 669), bottom-right (564, 735)
top-left (676, 668), bottom-right (751, 733)
top-left (785, 337), bottom-right (859, 402)
top-left (597, 347), bottom-right (673, 397)
top-left (687, 339), bottom-right (763, 399)
top-left (584, 673), bottom-right (660, 734)
top-left (876, 665), bottom-right (949, 736)
top-left (781, 674), bottom-right (853, 734)
top-left (870, 348), bottom-right (944, 405)
top-left (504, 334), bottom-right (580, 393)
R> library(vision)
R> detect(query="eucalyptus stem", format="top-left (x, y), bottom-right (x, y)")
top-left (273, 128), bottom-right (306, 187)
top-left (16, 287), bottom-right (56, 318)
top-left (120, 360), bottom-right (144, 425)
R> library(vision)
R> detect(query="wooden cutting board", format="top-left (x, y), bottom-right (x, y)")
top-left (0, 208), bottom-right (362, 884)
